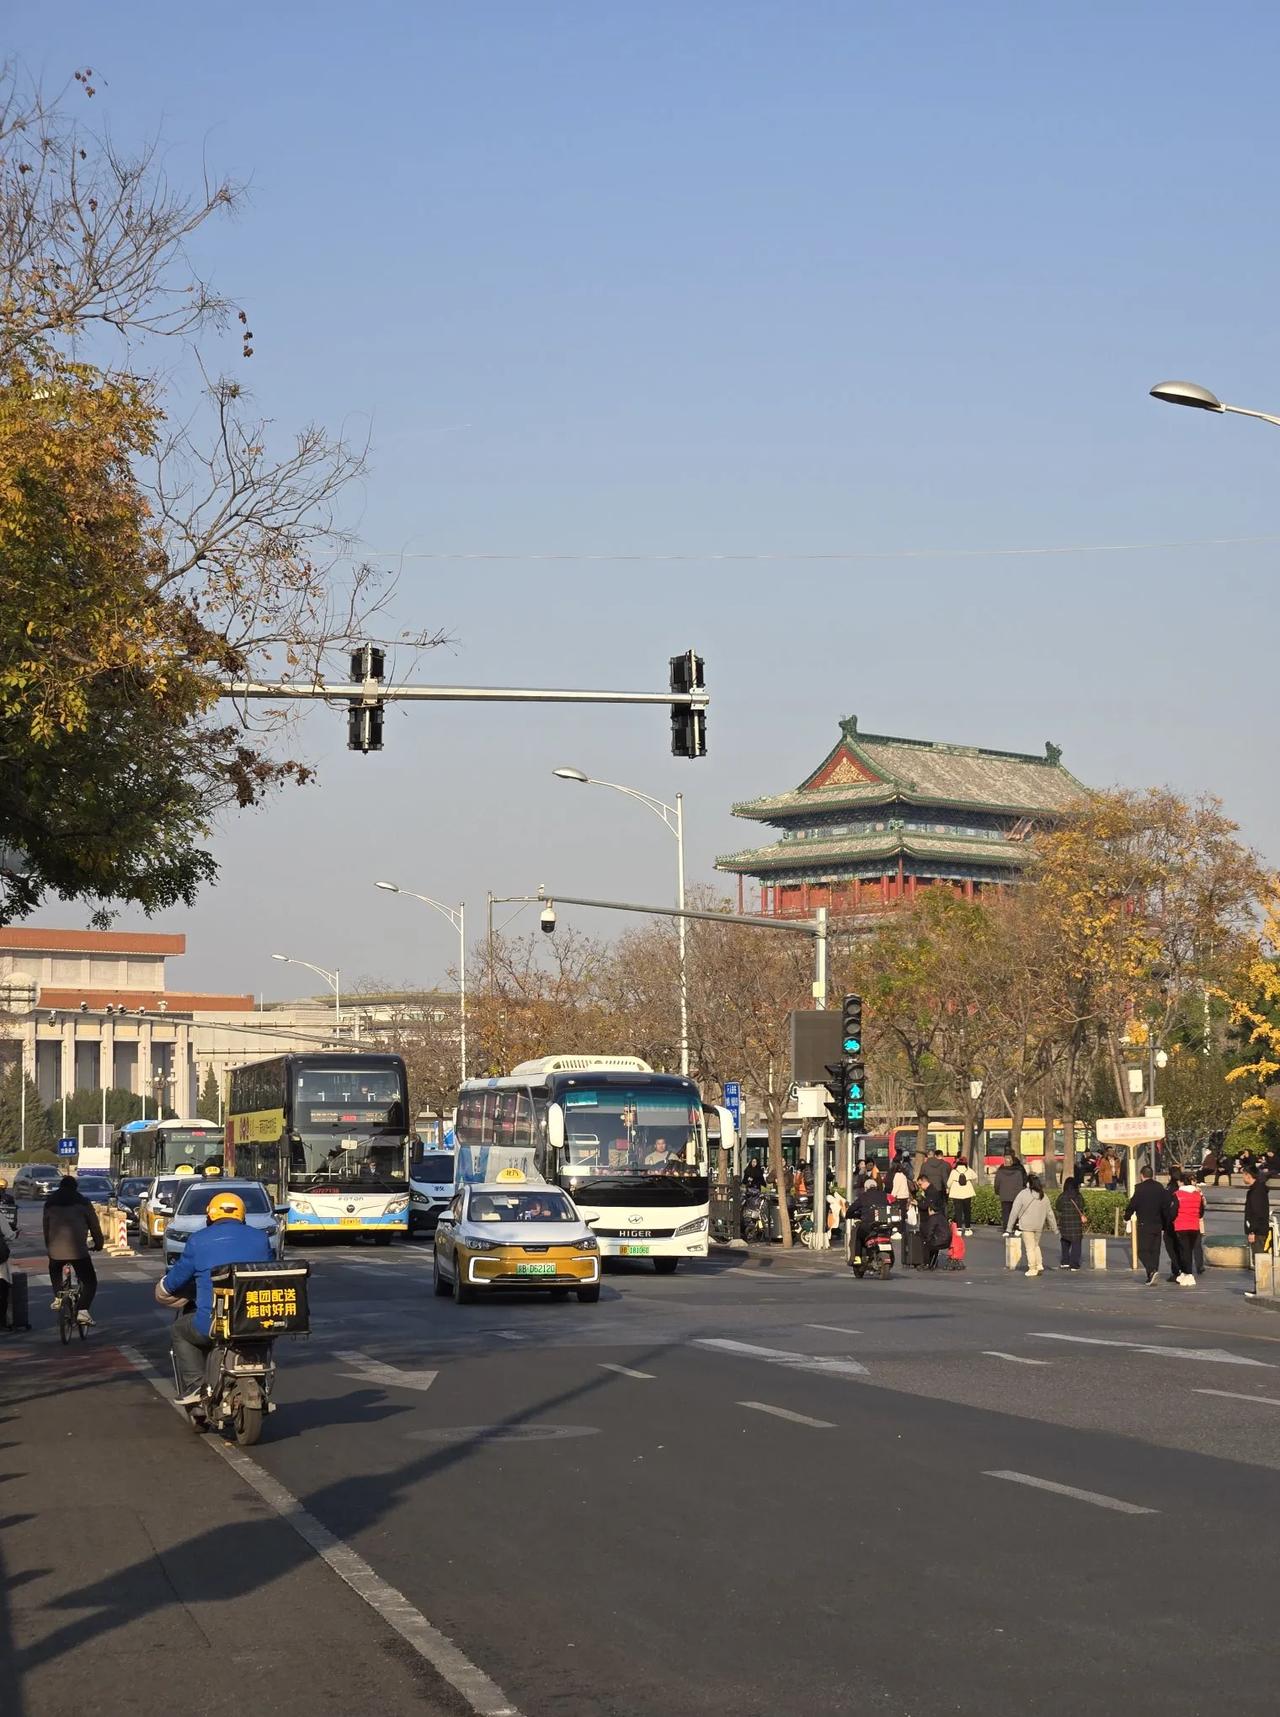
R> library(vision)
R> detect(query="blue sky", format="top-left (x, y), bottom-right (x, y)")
top-left (13, 2), bottom-right (1280, 995)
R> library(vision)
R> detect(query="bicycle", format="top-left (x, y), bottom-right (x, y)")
top-left (55, 1263), bottom-right (86, 1345)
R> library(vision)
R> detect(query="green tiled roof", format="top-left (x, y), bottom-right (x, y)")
top-left (733, 717), bottom-right (1087, 822)
top-left (716, 828), bottom-right (1029, 876)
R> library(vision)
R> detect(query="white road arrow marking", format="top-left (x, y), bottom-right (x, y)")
top-left (599, 1362), bottom-right (654, 1380)
top-left (1031, 1332), bottom-right (1271, 1368)
top-left (334, 1350), bottom-right (438, 1393)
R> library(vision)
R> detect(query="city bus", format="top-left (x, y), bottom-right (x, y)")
top-left (224, 1053), bottom-right (411, 1242)
top-left (885, 1118), bottom-right (1092, 1174)
top-left (455, 1054), bottom-right (736, 1272)
top-left (112, 1117), bottom-right (226, 1182)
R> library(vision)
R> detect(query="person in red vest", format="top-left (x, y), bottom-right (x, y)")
top-left (1170, 1171), bottom-right (1206, 1287)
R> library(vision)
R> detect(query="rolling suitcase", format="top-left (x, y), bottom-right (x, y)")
top-left (4, 1270), bottom-right (31, 1332)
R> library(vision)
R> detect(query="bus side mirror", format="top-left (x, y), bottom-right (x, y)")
top-left (547, 1107), bottom-right (565, 1152)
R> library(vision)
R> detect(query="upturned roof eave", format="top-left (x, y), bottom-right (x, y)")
top-left (731, 784), bottom-right (1085, 821)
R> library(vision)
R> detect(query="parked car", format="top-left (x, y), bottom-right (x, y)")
top-left (162, 1178), bottom-right (285, 1267)
top-left (13, 1163), bottom-right (60, 1201)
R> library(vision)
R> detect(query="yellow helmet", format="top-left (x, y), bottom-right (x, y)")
top-left (207, 1191), bottom-right (246, 1223)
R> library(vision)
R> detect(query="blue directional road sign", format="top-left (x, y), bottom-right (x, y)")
top-left (722, 1082), bottom-right (742, 1130)
top-left (56, 1137), bottom-right (77, 1157)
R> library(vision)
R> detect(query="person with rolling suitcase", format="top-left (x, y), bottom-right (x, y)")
top-left (0, 1180), bottom-right (25, 1332)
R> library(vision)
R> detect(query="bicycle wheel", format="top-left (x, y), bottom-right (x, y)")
top-left (59, 1297), bottom-right (72, 1345)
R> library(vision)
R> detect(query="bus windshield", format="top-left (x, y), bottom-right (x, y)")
top-left (560, 1086), bottom-right (705, 1178)
top-left (292, 1065), bottom-right (406, 1130)
top-left (161, 1126), bottom-right (223, 1171)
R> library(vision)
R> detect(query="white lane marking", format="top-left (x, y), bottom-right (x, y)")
top-left (1158, 1323), bottom-right (1280, 1345)
top-left (1194, 1388), bottom-right (1280, 1408)
top-left (695, 1337), bottom-right (868, 1378)
top-left (806, 1324), bottom-right (863, 1335)
top-left (119, 1346), bottom-right (520, 1716)
top-left (984, 1470), bottom-right (1156, 1515)
top-left (333, 1350), bottom-right (438, 1393)
top-left (1031, 1332), bottom-right (1271, 1369)
top-left (740, 1400), bottom-right (834, 1428)
top-left (598, 1362), bottom-right (654, 1380)
top-left (983, 1351), bottom-right (1050, 1366)
top-left (491, 1331), bottom-right (526, 1342)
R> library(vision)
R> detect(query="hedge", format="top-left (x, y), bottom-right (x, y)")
top-left (961, 1184), bottom-right (1128, 1231)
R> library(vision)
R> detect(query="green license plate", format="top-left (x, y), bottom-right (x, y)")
top-left (621, 1244), bottom-right (650, 1256)
top-left (516, 1262), bottom-right (556, 1276)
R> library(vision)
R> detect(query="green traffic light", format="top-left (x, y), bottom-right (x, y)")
top-left (843, 1036), bottom-right (861, 1055)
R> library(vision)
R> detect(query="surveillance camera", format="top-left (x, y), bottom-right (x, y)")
top-left (79, 1000), bottom-right (88, 1012)
top-left (540, 904), bottom-right (557, 935)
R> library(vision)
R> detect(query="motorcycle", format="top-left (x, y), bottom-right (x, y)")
top-left (174, 1259), bottom-right (311, 1447)
top-left (846, 1216), bottom-right (895, 1280)
top-left (740, 1187), bottom-right (770, 1243)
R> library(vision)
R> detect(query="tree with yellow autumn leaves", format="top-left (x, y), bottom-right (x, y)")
top-left (0, 65), bottom-right (435, 925)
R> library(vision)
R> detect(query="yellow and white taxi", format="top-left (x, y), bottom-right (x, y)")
top-left (432, 1179), bottom-right (601, 1305)
top-left (137, 1174), bottom-right (190, 1248)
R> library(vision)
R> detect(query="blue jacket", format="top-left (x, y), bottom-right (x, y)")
top-left (161, 1219), bottom-right (273, 1337)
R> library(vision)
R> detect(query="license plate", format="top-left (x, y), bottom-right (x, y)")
top-left (339, 1217), bottom-right (361, 1228)
top-left (620, 1244), bottom-right (650, 1256)
top-left (516, 1262), bottom-right (556, 1276)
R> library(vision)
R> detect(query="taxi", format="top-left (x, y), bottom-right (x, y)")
top-left (432, 1177), bottom-right (601, 1305)
top-left (137, 1174), bottom-right (189, 1248)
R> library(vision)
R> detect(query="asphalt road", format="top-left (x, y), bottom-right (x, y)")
top-left (4, 1206), bottom-right (1280, 1716)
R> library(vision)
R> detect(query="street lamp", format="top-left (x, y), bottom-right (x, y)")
top-left (553, 767), bottom-right (689, 1077)
top-left (271, 953), bottom-right (341, 1036)
top-left (1150, 379), bottom-right (1280, 429)
top-left (374, 883), bottom-right (467, 1083)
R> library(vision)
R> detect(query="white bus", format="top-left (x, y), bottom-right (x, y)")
top-left (455, 1055), bottom-right (735, 1272)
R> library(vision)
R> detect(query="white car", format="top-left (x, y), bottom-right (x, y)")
top-left (408, 1149), bottom-right (456, 1237)
top-left (163, 1178), bottom-right (286, 1266)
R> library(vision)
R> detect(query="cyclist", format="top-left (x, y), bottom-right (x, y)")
top-left (154, 1191), bottom-right (272, 1406)
top-left (44, 1174), bottom-right (104, 1329)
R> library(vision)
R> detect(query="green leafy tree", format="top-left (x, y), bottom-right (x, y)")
top-left (45, 1086), bottom-right (149, 1135)
top-left (197, 1066), bottom-right (221, 1123)
top-left (0, 1063), bottom-right (54, 1157)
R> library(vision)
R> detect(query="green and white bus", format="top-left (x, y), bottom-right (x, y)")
top-left (455, 1055), bottom-right (736, 1272)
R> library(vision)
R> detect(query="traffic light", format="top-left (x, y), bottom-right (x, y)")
top-left (823, 1061), bottom-right (849, 1130)
top-left (669, 650), bottom-right (707, 758)
top-left (348, 644), bottom-right (386, 753)
top-left (841, 993), bottom-right (866, 1127)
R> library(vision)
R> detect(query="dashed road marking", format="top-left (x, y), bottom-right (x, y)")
top-left (983, 1351), bottom-right (1050, 1366)
top-left (598, 1362), bottom-right (654, 1380)
top-left (118, 1346), bottom-right (521, 1716)
top-left (984, 1470), bottom-right (1156, 1515)
top-left (1194, 1388), bottom-right (1280, 1408)
top-left (696, 1337), bottom-right (868, 1379)
top-left (806, 1324), bottom-right (862, 1335)
top-left (739, 1401), bottom-right (834, 1428)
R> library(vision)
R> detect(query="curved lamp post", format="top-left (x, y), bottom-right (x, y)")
top-left (1150, 379), bottom-right (1280, 429)
top-left (553, 767), bottom-right (688, 1077)
top-left (374, 883), bottom-right (467, 1083)
top-left (271, 953), bottom-right (341, 1036)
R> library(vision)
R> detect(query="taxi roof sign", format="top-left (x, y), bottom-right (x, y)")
top-left (495, 1166), bottom-right (527, 1182)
